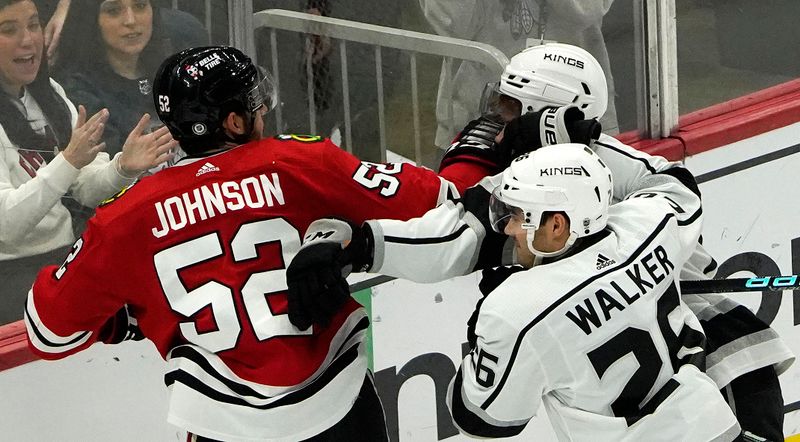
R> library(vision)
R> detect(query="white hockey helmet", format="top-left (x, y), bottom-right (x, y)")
top-left (483, 43), bottom-right (608, 120)
top-left (489, 143), bottom-right (613, 257)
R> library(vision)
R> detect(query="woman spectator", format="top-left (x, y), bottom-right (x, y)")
top-left (0, 0), bottom-right (176, 324)
top-left (54, 0), bottom-right (173, 158)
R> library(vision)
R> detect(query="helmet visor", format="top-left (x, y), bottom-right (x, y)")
top-left (247, 68), bottom-right (277, 113)
top-left (489, 187), bottom-right (526, 233)
top-left (479, 82), bottom-right (522, 122)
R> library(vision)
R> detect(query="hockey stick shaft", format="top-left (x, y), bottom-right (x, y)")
top-left (351, 275), bottom-right (800, 295)
top-left (681, 275), bottom-right (800, 294)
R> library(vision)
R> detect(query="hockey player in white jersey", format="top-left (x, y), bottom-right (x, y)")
top-left (291, 144), bottom-right (742, 440)
top-left (478, 43), bottom-right (791, 440)
top-left (287, 43), bottom-right (791, 440)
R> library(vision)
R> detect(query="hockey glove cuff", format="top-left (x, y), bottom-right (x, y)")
top-left (497, 106), bottom-right (602, 165)
top-left (439, 116), bottom-right (505, 173)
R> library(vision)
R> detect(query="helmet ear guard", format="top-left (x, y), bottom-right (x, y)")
top-left (490, 144), bottom-right (613, 258)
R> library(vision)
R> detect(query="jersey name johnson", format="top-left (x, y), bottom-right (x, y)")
top-left (151, 172), bottom-right (285, 238)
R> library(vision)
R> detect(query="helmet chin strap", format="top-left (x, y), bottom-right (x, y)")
top-left (525, 230), bottom-right (577, 260)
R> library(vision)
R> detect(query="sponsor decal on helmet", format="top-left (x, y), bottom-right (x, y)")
top-left (198, 52), bottom-right (223, 70)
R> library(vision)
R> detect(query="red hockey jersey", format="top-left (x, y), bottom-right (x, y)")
top-left (24, 136), bottom-right (485, 441)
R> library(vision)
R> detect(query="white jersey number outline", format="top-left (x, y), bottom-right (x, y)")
top-left (154, 218), bottom-right (310, 352)
top-left (352, 161), bottom-right (402, 197)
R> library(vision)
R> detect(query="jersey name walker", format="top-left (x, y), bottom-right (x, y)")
top-left (447, 184), bottom-right (740, 441)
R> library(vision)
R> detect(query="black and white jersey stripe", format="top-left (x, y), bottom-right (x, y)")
top-left (24, 293), bottom-right (92, 354)
top-left (164, 312), bottom-right (368, 408)
top-left (160, 310), bottom-right (370, 441)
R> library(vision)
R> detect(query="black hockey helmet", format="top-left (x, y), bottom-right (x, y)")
top-left (153, 46), bottom-right (276, 154)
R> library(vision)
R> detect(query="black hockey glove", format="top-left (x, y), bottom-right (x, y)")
top-left (467, 265), bottom-right (526, 348)
top-left (497, 106), bottom-right (602, 165)
top-left (98, 305), bottom-right (144, 344)
top-left (439, 116), bottom-right (505, 172)
top-left (286, 218), bottom-right (372, 330)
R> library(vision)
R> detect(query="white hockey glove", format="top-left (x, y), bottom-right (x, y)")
top-left (286, 218), bottom-right (372, 330)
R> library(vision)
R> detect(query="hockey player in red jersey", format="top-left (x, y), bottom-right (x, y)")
top-left (23, 45), bottom-right (600, 441)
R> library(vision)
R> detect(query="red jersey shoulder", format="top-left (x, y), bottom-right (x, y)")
top-left (255, 135), bottom-right (350, 170)
top-left (92, 173), bottom-right (165, 226)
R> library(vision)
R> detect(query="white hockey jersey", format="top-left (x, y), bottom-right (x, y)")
top-left (368, 135), bottom-right (793, 391)
top-left (592, 135), bottom-right (794, 387)
top-left (367, 151), bottom-right (741, 440)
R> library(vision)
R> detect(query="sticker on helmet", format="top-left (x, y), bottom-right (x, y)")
top-left (185, 64), bottom-right (202, 80)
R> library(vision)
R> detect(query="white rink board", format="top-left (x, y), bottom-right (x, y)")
top-left (371, 122), bottom-right (800, 440)
top-left (1, 123), bottom-right (799, 440)
top-left (0, 340), bottom-right (180, 441)
top-left (685, 121), bottom-right (800, 436)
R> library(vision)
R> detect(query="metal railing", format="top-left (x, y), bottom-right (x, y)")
top-left (254, 9), bottom-right (509, 164)
top-left (636, 0), bottom-right (679, 138)
top-left (188, 2), bottom-right (682, 145)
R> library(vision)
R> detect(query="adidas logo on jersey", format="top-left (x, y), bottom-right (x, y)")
top-left (596, 253), bottom-right (616, 270)
top-left (196, 162), bottom-right (219, 176)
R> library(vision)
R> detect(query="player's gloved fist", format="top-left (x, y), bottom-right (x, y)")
top-left (287, 242), bottom-right (351, 331)
top-left (497, 106), bottom-right (602, 165)
top-left (439, 116), bottom-right (505, 172)
top-left (286, 218), bottom-right (372, 330)
top-left (98, 304), bottom-right (144, 344)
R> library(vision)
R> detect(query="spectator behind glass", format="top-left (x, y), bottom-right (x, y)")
top-left (43, 0), bottom-right (208, 64)
top-left (421, 0), bottom-right (618, 149)
top-left (0, 0), bottom-right (176, 324)
top-left (53, 0), bottom-right (173, 159)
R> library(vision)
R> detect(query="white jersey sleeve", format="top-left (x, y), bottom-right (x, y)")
top-left (619, 168), bottom-right (703, 266)
top-left (367, 174), bottom-right (503, 282)
top-left (447, 302), bottom-right (546, 437)
top-left (593, 134), bottom-right (718, 279)
top-left (593, 134), bottom-right (681, 203)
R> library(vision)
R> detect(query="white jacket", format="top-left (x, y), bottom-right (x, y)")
top-left (0, 79), bottom-right (135, 260)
